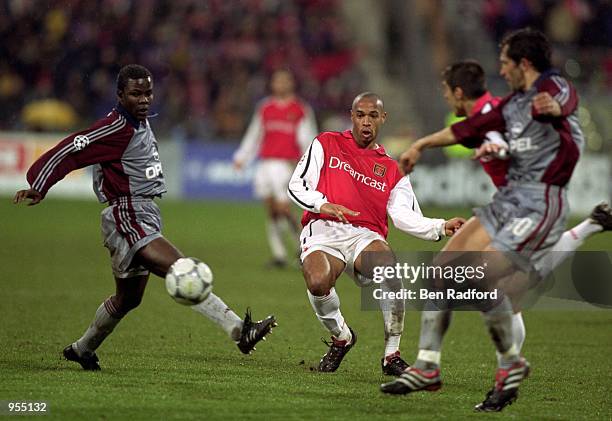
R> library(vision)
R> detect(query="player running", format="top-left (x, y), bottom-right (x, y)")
top-left (381, 29), bottom-right (609, 411)
top-left (288, 92), bottom-right (465, 375)
top-left (234, 69), bottom-right (318, 268)
top-left (408, 59), bottom-right (612, 370)
top-left (14, 64), bottom-right (276, 370)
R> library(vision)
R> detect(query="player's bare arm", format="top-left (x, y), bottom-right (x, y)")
top-left (13, 188), bottom-right (43, 206)
top-left (320, 203), bottom-right (360, 224)
top-left (532, 92), bottom-right (561, 117)
top-left (400, 127), bottom-right (457, 174)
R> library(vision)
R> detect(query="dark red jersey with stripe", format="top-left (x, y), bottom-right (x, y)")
top-left (451, 70), bottom-right (583, 187)
top-left (26, 104), bottom-right (166, 202)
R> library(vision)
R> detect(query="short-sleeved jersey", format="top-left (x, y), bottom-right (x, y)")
top-left (26, 104), bottom-right (166, 202)
top-left (299, 130), bottom-right (403, 238)
top-left (471, 91), bottom-right (510, 188)
top-left (451, 70), bottom-right (583, 186)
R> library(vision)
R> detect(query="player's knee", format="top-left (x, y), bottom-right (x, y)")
top-left (304, 272), bottom-right (333, 296)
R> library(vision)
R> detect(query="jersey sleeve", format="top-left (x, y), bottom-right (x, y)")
top-left (451, 99), bottom-right (509, 148)
top-left (26, 114), bottom-right (132, 197)
top-left (296, 104), bottom-right (318, 153)
top-left (386, 176), bottom-right (446, 241)
top-left (533, 75), bottom-right (578, 120)
top-left (287, 138), bottom-right (328, 212)
top-left (233, 105), bottom-right (263, 165)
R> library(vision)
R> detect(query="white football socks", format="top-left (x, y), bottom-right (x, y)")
top-left (539, 218), bottom-right (603, 277)
top-left (384, 335), bottom-right (401, 358)
top-left (496, 312), bottom-right (526, 365)
top-left (75, 298), bottom-right (123, 356)
top-left (267, 218), bottom-right (287, 261)
top-left (191, 293), bottom-right (243, 341)
top-left (307, 288), bottom-right (352, 342)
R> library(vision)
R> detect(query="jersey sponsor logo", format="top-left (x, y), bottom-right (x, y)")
top-left (328, 156), bottom-right (387, 192)
top-left (73, 135), bottom-right (91, 151)
top-left (509, 137), bottom-right (537, 153)
top-left (373, 163), bottom-right (386, 177)
top-left (510, 122), bottom-right (524, 137)
top-left (145, 163), bottom-right (163, 179)
top-left (265, 120), bottom-right (296, 133)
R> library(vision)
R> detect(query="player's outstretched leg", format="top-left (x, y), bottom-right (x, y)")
top-left (474, 357), bottom-right (530, 412)
top-left (236, 308), bottom-right (277, 354)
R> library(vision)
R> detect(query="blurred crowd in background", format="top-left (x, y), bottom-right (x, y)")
top-left (0, 0), bottom-right (362, 139)
top-left (0, 0), bottom-right (610, 152)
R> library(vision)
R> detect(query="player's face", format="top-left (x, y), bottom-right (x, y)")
top-left (351, 98), bottom-right (386, 147)
top-left (271, 71), bottom-right (295, 97)
top-left (499, 46), bottom-right (525, 91)
top-left (442, 81), bottom-right (465, 117)
top-left (118, 77), bottom-right (154, 121)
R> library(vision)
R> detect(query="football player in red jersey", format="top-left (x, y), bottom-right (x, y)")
top-left (234, 69), bottom-right (318, 268)
top-left (288, 92), bottom-right (464, 375)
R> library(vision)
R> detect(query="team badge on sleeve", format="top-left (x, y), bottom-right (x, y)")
top-left (73, 135), bottom-right (91, 151)
top-left (373, 163), bottom-right (386, 177)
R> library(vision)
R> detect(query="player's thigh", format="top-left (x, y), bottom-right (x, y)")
top-left (135, 237), bottom-right (184, 277)
top-left (442, 216), bottom-right (492, 251)
top-left (302, 250), bottom-right (346, 295)
top-left (353, 240), bottom-right (395, 276)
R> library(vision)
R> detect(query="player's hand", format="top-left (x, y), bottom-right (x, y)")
top-left (320, 203), bottom-right (360, 224)
top-left (233, 160), bottom-right (244, 171)
top-left (13, 188), bottom-right (43, 206)
top-left (399, 145), bottom-right (421, 174)
top-left (473, 142), bottom-right (509, 161)
top-left (444, 217), bottom-right (465, 236)
top-left (532, 92), bottom-right (561, 117)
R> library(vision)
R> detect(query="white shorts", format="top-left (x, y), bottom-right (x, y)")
top-left (254, 159), bottom-right (295, 201)
top-left (299, 219), bottom-right (386, 286)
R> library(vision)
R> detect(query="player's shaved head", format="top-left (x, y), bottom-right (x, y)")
top-left (352, 92), bottom-right (384, 111)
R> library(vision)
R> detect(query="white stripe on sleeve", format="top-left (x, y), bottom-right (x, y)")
top-left (287, 138), bottom-right (327, 212)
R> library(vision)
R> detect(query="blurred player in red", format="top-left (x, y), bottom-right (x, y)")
top-left (416, 59), bottom-right (612, 368)
top-left (382, 29), bottom-right (611, 411)
top-left (234, 69), bottom-right (318, 268)
top-left (288, 92), bottom-right (465, 375)
top-left (14, 64), bottom-right (276, 370)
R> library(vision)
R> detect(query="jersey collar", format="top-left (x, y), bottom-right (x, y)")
top-left (470, 91), bottom-right (494, 116)
top-left (115, 103), bottom-right (141, 129)
top-left (533, 68), bottom-right (560, 90)
top-left (344, 130), bottom-right (387, 155)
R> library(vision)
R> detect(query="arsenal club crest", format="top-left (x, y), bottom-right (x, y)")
top-left (373, 163), bottom-right (386, 177)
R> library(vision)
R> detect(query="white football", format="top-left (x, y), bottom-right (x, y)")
top-left (165, 257), bottom-right (213, 305)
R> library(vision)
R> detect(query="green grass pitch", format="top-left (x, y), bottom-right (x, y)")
top-left (0, 198), bottom-right (610, 420)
